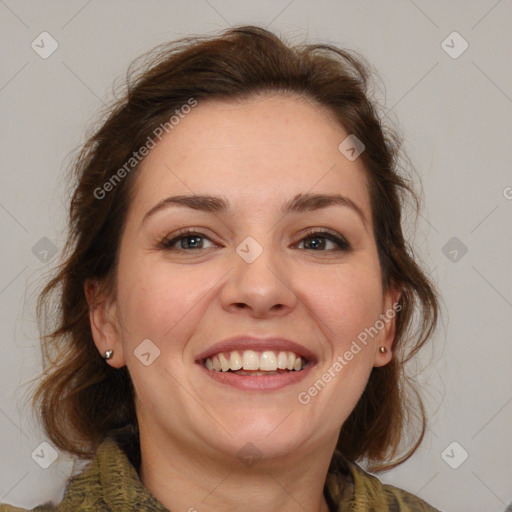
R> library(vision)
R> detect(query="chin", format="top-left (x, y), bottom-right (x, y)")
top-left (218, 416), bottom-right (310, 458)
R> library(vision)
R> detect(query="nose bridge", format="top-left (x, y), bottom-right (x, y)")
top-left (221, 231), bottom-right (297, 316)
top-left (236, 234), bottom-right (280, 284)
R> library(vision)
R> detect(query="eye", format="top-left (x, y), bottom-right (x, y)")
top-left (158, 228), bottom-right (351, 252)
top-left (296, 229), bottom-right (351, 251)
top-left (159, 229), bottom-right (218, 251)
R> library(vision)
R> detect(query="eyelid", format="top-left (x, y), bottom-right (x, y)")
top-left (158, 227), bottom-right (351, 252)
top-left (158, 228), bottom-right (220, 250)
top-left (296, 228), bottom-right (351, 251)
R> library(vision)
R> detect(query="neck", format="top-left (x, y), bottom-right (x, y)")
top-left (137, 425), bottom-right (335, 512)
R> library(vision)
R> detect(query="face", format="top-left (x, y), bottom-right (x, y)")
top-left (88, 93), bottom-right (399, 464)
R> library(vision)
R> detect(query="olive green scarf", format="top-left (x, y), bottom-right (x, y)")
top-left (1, 427), bottom-right (440, 511)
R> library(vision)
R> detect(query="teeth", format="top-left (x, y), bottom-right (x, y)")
top-left (260, 351), bottom-right (277, 371)
top-left (212, 355), bottom-right (221, 371)
top-left (230, 350), bottom-right (242, 371)
top-left (218, 353), bottom-right (230, 372)
top-left (242, 350), bottom-right (260, 370)
top-left (203, 350), bottom-right (306, 373)
top-left (277, 351), bottom-right (288, 369)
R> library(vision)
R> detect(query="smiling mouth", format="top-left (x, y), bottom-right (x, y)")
top-left (202, 349), bottom-right (308, 375)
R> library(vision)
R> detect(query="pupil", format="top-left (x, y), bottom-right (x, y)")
top-left (184, 236), bottom-right (201, 249)
top-left (307, 237), bottom-right (324, 250)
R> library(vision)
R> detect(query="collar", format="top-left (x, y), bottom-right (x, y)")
top-left (61, 425), bottom-right (433, 512)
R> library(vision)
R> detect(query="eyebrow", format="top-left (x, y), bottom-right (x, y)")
top-left (141, 192), bottom-right (368, 230)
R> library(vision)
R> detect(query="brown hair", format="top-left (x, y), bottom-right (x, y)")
top-left (31, 25), bottom-right (439, 471)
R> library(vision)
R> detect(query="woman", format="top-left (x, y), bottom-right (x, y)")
top-left (1, 25), bottom-right (441, 511)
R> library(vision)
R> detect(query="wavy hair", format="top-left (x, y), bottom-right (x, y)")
top-left (30, 25), bottom-right (439, 471)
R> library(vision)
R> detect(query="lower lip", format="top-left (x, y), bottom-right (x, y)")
top-left (197, 362), bottom-right (315, 390)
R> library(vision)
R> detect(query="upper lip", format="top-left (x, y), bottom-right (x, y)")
top-left (195, 335), bottom-right (317, 363)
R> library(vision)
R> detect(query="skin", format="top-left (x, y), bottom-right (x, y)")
top-left (85, 93), bottom-right (400, 512)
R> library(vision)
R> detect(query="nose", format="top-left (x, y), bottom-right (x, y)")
top-left (220, 239), bottom-right (298, 319)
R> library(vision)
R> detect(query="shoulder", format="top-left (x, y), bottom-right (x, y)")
top-left (0, 438), bottom-right (106, 511)
top-left (349, 460), bottom-right (442, 511)
top-left (1, 425), bottom-right (167, 512)
top-left (326, 452), bottom-right (442, 511)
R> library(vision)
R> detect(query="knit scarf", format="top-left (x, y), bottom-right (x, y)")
top-left (0, 426), bottom-right (441, 511)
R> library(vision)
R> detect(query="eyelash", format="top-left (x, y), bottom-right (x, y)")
top-left (158, 228), bottom-right (351, 252)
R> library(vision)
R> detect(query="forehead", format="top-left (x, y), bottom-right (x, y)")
top-left (127, 93), bottom-right (371, 221)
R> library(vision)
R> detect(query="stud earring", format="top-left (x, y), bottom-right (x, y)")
top-left (103, 349), bottom-right (114, 360)
top-left (378, 346), bottom-right (388, 354)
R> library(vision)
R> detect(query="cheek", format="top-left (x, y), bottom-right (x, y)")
top-left (295, 267), bottom-right (382, 426)
top-left (116, 263), bottom-right (216, 348)
top-left (114, 265), bottom-right (216, 411)
top-left (298, 262), bottom-right (383, 351)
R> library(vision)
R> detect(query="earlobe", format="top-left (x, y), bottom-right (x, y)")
top-left (84, 279), bottom-right (125, 368)
top-left (374, 345), bottom-right (393, 367)
top-left (373, 285), bottom-right (402, 367)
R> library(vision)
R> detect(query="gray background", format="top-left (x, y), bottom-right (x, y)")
top-left (0, 1), bottom-right (511, 511)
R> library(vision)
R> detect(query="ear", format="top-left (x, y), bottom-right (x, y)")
top-left (84, 278), bottom-right (125, 368)
top-left (373, 284), bottom-right (402, 368)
